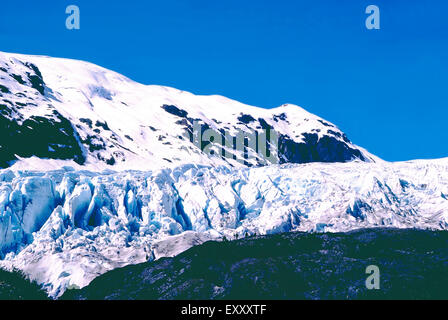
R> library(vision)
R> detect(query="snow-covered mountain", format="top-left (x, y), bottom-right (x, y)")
top-left (0, 51), bottom-right (376, 170)
top-left (0, 52), bottom-right (447, 298)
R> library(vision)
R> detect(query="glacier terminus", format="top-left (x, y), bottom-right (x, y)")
top-left (0, 51), bottom-right (447, 298)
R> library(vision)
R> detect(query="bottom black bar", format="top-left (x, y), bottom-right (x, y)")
top-left (0, 300), bottom-right (444, 319)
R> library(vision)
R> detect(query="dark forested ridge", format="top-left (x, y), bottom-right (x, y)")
top-left (62, 228), bottom-right (448, 300)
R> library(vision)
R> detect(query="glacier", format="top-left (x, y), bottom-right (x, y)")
top-left (1, 51), bottom-right (447, 298)
top-left (1, 158), bottom-right (448, 297)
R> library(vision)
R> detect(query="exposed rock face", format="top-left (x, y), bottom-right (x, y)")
top-left (62, 229), bottom-right (448, 300)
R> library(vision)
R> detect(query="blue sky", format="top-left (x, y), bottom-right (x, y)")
top-left (1, 0), bottom-right (447, 161)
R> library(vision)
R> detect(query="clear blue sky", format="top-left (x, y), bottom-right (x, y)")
top-left (1, 0), bottom-right (447, 161)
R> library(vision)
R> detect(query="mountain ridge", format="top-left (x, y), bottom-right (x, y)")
top-left (61, 228), bottom-right (448, 300)
top-left (0, 51), bottom-right (377, 171)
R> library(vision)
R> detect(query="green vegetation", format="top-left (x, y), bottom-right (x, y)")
top-left (62, 228), bottom-right (448, 300)
top-left (0, 269), bottom-right (48, 300)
